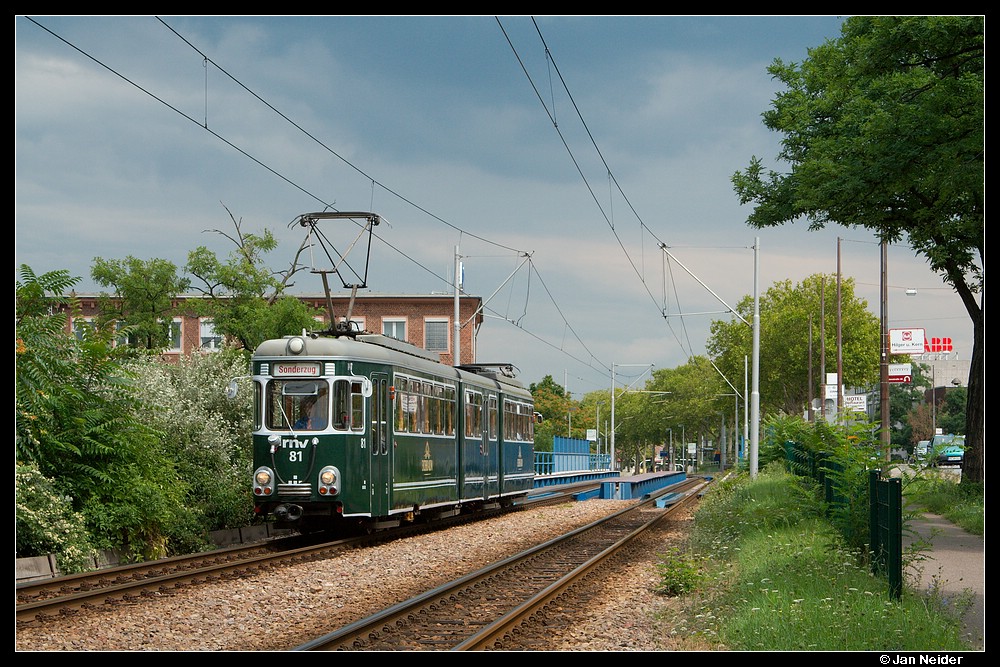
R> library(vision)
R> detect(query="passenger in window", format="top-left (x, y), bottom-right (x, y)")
top-left (294, 396), bottom-right (316, 430)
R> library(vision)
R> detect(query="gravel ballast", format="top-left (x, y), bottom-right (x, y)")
top-left (16, 499), bottom-right (700, 652)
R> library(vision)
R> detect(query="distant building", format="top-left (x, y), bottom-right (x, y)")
top-left (911, 355), bottom-right (971, 389)
top-left (58, 292), bottom-right (484, 366)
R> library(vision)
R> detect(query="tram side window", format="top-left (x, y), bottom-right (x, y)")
top-left (488, 396), bottom-right (498, 440)
top-left (419, 382), bottom-right (431, 433)
top-left (430, 385), bottom-right (444, 435)
top-left (332, 379), bottom-right (351, 430)
top-left (503, 399), bottom-right (534, 441)
top-left (350, 381), bottom-right (364, 432)
top-left (254, 382), bottom-right (262, 431)
top-left (396, 379), bottom-right (418, 433)
top-left (391, 376), bottom-right (456, 436)
top-left (444, 386), bottom-right (456, 436)
top-left (466, 390), bottom-right (483, 438)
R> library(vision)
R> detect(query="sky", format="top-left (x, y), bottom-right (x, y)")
top-left (14, 15), bottom-right (975, 396)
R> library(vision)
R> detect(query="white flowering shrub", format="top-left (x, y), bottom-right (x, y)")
top-left (16, 463), bottom-right (96, 574)
top-left (127, 346), bottom-right (256, 543)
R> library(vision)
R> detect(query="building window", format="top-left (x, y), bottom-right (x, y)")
top-left (424, 319), bottom-right (449, 352)
top-left (169, 318), bottom-right (182, 352)
top-left (200, 319), bottom-right (222, 351)
top-left (114, 321), bottom-right (132, 348)
top-left (72, 317), bottom-right (95, 341)
top-left (383, 318), bottom-right (407, 341)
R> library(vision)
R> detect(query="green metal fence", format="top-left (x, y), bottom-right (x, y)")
top-left (784, 442), bottom-right (902, 600)
top-left (869, 470), bottom-right (903, 600)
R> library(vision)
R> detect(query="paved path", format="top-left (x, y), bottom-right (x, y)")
top-left (905, 512), bottom-right (985, 651)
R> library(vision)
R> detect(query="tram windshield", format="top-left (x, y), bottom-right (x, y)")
top-left (264, 378), bottom-right (365, 432)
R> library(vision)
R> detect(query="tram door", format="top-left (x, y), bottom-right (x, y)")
top-left (485, 393), bottom-right (500, 498)
top-left (369, 373), bottom-right (391, 517)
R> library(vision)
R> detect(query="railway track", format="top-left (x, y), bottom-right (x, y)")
top-left (16, 486), bottom-right (590, 624)
top-left (293, 478), bottom-right (707, 651)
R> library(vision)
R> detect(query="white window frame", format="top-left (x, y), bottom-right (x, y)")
top-left (424, 318), bottom-right (450, 352)
top-left (200, 318), bottom-right (222, 352)
top-left (169, 317), bottom-right (183, 352)
top-left (382, 318), bottom-right (407, 342)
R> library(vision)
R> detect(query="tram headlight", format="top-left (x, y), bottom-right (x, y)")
top-left (253, 467), bottom-right (275, 496)
top-left (318, 466), bottom-right (340, 496)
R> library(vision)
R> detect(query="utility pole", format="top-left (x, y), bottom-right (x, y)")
top-left (750, 238), bottom-right (760, 478)
top-left (880, 241), bottom-right (890, 455)
top-left (453, 246), bottom-right (461, 366)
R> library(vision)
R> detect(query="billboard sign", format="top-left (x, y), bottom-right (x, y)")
top-left (890, 328), bottom-right (925, 354)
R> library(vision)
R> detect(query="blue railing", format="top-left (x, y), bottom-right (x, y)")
top-left (534, 451), bottom-right (611, 476)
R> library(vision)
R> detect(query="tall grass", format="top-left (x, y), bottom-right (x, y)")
top-left (659, 465), bottom-right (970, 651)
top-left (905, 473), bottom-right (984, 536)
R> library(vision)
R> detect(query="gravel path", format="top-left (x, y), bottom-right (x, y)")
top-left (15, 499), bottom-right (703, 652)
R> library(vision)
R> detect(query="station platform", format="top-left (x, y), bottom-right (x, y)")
top-left (599, 470), bottom-right (687, 500)
top-left (531, 469), bottom-right (688, 502)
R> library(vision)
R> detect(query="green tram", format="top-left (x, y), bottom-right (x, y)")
top-left (250, 331), bottom-right (536, 533)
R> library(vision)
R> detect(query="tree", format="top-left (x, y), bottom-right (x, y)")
top-left (887, 363), bottom-right (931, 451)
top-left (937, 386), bottom-right (967, 436)
top-left (707, 274), bottom-right (880, 417)
top-left (90, 256), bottom-right (190, 351)
top-left (906, 402), bottom-right (935, 446)
top-left (16, 266), bottom-right (192, 561)
top-left (185, 207), bottom-right (319, 351)
top-left (732, 17), bottom-right (983, 482)
top-left (529, 375), bottom-right (572, 451)
top-left (644, 357), bottom-right (728, 467)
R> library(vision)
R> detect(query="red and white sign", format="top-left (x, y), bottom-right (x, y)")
top-left (888, 363), bottom-right (912, 384)
top-left (273, 362), bottom-right (321, 377)
top-left (889, 328), bottom-right (925, 354)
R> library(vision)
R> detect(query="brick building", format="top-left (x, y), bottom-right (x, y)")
top-left (62, 292), bottom-right (485, 366)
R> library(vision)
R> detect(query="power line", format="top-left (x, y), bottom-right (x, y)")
top-left (22, 16), bottom-right (615, 382)
top-left (501, 16), bottom-right (752, 364)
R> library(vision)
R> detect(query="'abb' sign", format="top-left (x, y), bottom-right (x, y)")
top-left (925, 337), bottom-right (953, 353)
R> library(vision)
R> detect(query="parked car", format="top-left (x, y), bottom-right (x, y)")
top-left (931, 434), bottom-right (965, 467)
top-left (936, 444), bottom-right (965, 467)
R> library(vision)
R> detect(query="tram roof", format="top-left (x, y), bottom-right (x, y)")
top-left (253, 334), bottom-right (529, 395)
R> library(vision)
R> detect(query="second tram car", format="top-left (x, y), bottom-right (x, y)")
top-left (249, 331), bottom-right (536, 533)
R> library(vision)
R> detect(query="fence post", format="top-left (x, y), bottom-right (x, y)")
top-left (869, 470), bottom-right (881, 574)
top-left (886, 477), bottom-right (903, 600)
top-left (869, 470), bottom-right (902, 600)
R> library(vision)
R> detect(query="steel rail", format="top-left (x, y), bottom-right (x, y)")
top-left (294, 478), bottom-right (706, 651)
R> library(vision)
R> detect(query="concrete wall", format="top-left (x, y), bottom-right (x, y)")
top-left (16, 523), bottom-right (295, 583)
